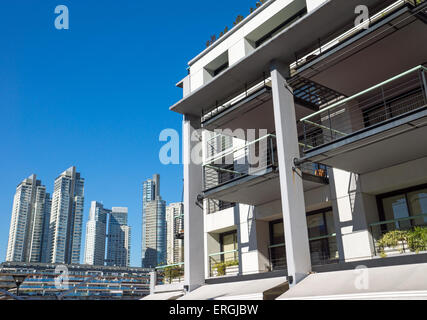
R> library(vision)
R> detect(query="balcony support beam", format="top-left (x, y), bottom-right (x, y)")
top-left (183, 115), bottom-right (204, 292)
top-left (270, 61), bottom-right (311, 286)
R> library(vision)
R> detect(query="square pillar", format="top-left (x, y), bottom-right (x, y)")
top-left (270, 61), bottom-right (311, 285)
top-left (183, 115), bottom-right (204, 292)
top-left (329, 168), bottom-right (374, 261)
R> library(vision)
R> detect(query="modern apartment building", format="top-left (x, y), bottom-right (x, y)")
top-left (106, 207), bottom-right (131, 267)
top-left (141, 175), bottom-right (167, 268)
top-left (6, 175), bottom-right (51, 263)
top-left (84, 202), bottom-right (110, 266)
top-left (147, 0), bottom-right (427, 300)
top-left (166, 202), bottom-right (184, 264)
top-left (49, 166), bottom-right (85, 264)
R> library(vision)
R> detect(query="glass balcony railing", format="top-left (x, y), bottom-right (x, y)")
top-left (208, 250), bottom-right (239, 278)
top-left (369, 213), bottom-right (427, 257)
top-left (298, 65), bottom-right (427, 154)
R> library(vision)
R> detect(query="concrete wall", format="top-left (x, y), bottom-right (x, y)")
top-left (188, 0), bottom-right (306, 92)
top-left (305, 0), bottom-right (328, 12)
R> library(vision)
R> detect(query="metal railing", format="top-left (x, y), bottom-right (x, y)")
top-left (203, 134), bottom-right (277, 191)
top-left (201, 74), bottom-right (271, 123)
top-left (369, 213), bottom-right (427, 256)
top-left (291, 0), bottom-right (425, 73)
top-left (206, 199), bottom-right (235, 215)
top-left (155, 263), bottom-right (184, 285)
top-left (298, 65), bottom-right (427, 154)
top-left (268, 233), bottom-right (339, 270)
top-left (208, 250), bottom-right (239, 278)
top-left (204, 134), bottom-right (330, 191)
top-left (268, 243), bottom-right (287, 272)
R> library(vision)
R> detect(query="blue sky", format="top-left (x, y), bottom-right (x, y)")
top-left (0, 0), bottom-right (254, 266)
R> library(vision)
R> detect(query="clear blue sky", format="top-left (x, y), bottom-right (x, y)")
top-left (0, 0), bottom-right (254, 267)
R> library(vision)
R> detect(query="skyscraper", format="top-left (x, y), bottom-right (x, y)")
top-left (49, 166), bottom-right (85, 264)
top-left (84, 202), bottom-right (110, 266)
top-left (166, 202), bottom-right (184, 265)
top-left (29, 187), bottom-right (52, 263)
top-left (141, 174), bottom-right (166, 268)
top-left (106, 207), bottom-right (131, 267)
top-left (6, 175), bottom-right (51, 263)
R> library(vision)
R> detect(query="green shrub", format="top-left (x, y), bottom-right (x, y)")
top-left (214, 263), bottom-right (226, 276)
top-left (407, 227), bottom-right (427, 253)
top-left (214, 260), bottom-right (239, 276)
top-left (377, 230), bottom-right (408, 256)
top-left (164, 266), bottom-right (184, 283)
top-left (377, 227), bottom-right (427, 257)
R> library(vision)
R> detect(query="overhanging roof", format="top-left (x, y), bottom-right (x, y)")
top-left (170, 0), bottom-right (395, 117)
top-left (178, 276), bottom-right (288, 300)
top-left (278, 262), bottom-right (427, 300)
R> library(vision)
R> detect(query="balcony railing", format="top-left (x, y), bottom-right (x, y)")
top-left (203, 134), bottom-right (277, 191)
top-left (206, 199), bottom-right (235, 215)
top-left (208, 250), bottom-right (239, 278)
top-left (204, 134), bottom-right (329, 192)
top-left (298, 65), bottom-right (427, 154)
top-left (369, 213), bottom-right (427, 257)
top-left (155, 263), bottom-right (184, 285)
top-left (268, 233), bottom-right (339, 271)
top-left (201, 75), bottom-right (271, 124)
top-left (291, 0), bottom-right (425, 73)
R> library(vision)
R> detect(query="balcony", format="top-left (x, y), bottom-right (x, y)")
top-left (208, 250), bottom-right (239, 278)
top-left (369, 213), bottom-right (427, 258)
top-left (297, 65), bottom-right (427, 174)
top-left (155, 263), bottom-right (184, 285)
top-left (268, 233), bottom-right (339, 272)
top-left (200, 73), bottom-right (345, 133)
top-left (203, 135), bottom-right (329, 206)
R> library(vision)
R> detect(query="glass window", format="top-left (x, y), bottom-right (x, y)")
top-left (380, 186), bottom-right (427, 230)
top-left (307, 213), bottom-right (327, 238)
top-left (382, 195), bottom-right (410, 221)
top-left (271, 221), bottom-right (284, 245)
top-left (407, 188), bottom-right (427, 226)
top-left (220, 231), bottom-right (237, 263)
top-left (269, 221), bottom-right (286, 270)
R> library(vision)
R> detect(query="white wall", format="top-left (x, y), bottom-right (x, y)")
top-left (188, 0), bottom-right (305, 92)
top-left (305, 0), bottom-right (327, 12)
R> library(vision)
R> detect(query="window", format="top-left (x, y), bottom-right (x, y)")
top-left (220, 231), bottom-right (238, 263)
top-left (377, 184), bottom-right (427, 231)
top-left (307, 208), bottom-right (338, 265)
top-left (268, 220), bottom-right (286, 270)
top-left (268, 208), bottom-right (338, 269)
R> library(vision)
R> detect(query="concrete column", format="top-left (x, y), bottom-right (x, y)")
top-left (149, 271), bottom-right (156, 295)
top-left (329, 168), bottom-right (374, 261)
top-left (183, 115), bottom-right (204, 292)
top-left (237, 204), bottom-right (267, 275)
top-left (270, 61), bottom-right (311, 285)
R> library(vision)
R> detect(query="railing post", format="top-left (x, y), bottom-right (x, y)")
top-left (381, 86), bottom-right (390, 120)
top-left (269, 136), bottom-right (275, 167)
top-left (421, 69), bottom-right (427, 104)
top-left (302, 121), bottom-right (308, 152)
top-left (327, 109), bottom-right (333, 141)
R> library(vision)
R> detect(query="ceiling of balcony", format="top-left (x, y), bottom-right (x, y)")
top-left (303, 111), bottom-right (427, 174)
top-left (299, 9), bottom-right (427, 97)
